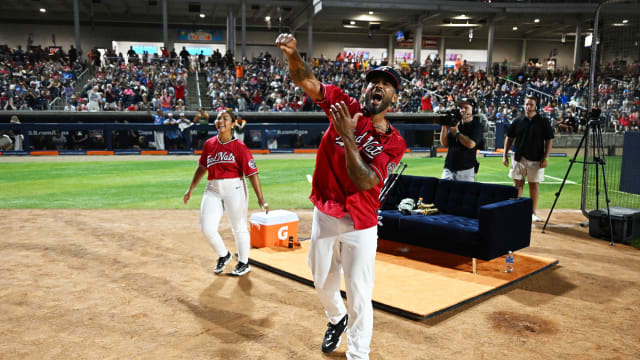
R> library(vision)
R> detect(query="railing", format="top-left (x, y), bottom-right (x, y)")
top-left (195, 70), bottom-right (202, 110)
top-left (0, 122), bottom-right (441, 152)
top-left (48, 67), bottom-right (90, 110)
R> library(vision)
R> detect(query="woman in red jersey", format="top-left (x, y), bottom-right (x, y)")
top-left (183, 109), bottom-right (268, 276)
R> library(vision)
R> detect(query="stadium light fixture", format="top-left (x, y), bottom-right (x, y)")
top-left (534, 18), bottom-right (540, 23)
top-left (199, 13), bottom-right (205, 18)
top-left (622, 19), bottom-right (628, 24)
top-left (512, 26), bottom-right (518, 31)
top-left (265, 16), bottom-right (271, 22)
top-left (39, 8), bottom-right (46, 13)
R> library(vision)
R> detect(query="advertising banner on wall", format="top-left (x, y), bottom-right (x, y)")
top-left (397, 37), bottom-right (438, 49)
top-left (177, 29), bottom-right (223, 42)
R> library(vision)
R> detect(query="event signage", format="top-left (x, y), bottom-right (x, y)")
top-left (177, 29), bottom-right (223, 42)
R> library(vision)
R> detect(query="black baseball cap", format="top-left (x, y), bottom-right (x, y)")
top-left (365, 66), bottom-right (401, 92)
top-left (455, 97), bottom-right (476, 108)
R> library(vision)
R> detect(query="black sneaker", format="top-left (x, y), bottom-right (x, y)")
top-left (321, 314), bottom-right (348, 353)
top-left (231, 261), bottom-right (251, 276)
top-left (213, 252), bottom-right (231, 274)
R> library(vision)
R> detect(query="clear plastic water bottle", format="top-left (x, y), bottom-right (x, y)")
top-left (505, 251), bottom-right (514, 273)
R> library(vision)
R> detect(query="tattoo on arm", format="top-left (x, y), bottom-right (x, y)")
top-left (290, 62), bottom-right (313, 83)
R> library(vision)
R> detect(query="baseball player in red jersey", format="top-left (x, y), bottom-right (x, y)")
top-left (276, 33), bottom-right (406, 359)
top-left (184, 109), bottom-right (268, 276)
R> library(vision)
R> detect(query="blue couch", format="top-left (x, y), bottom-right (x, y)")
top-left (378, 175), bottom-right (532, 261)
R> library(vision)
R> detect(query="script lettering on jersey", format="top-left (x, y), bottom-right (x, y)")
top-left (207, 152), bottom-right (236, 166)
top-left (334, 132), bottom-right (384, 159)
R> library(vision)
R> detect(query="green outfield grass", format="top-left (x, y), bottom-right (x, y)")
top-left (0, 156), bottom-right (584, 210)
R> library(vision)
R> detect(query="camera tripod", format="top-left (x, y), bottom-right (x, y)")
top-left (542, 119), bottom-right (615, 246)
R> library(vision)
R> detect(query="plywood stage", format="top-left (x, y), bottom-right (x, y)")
top-left (249, 239), bottom-right (558, 319)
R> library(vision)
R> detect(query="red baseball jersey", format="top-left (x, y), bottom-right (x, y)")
top-left (199, 136), bottom-right (258, 180)
top-left (311, 84), bottom-right (406, 230)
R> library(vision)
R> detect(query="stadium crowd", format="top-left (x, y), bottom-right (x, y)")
top-left (1, 43), bottom-right (639, 152)
top-left (0, 44), bottom-right (84, 111)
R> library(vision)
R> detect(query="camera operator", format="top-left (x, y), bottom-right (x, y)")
top-left (439, 98), bottom-right (485, 182)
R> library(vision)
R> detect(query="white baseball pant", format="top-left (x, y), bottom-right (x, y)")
top-left (200, 177), bottom-right (251, 263)
top-left (308, 207), bottom-right (378, 360)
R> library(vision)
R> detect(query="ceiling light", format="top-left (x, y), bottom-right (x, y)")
top-left (534, 18), bottom-right (540, 23)
top-left (440, 23), bottom-right (482, 28)
top-left (369, 11), bottom-right (373, 15)
top-left (199, 13), bottom-right (205, 18)
top-left (512, 26), bottom-right (518, 31)
top-left (622, 19), bottom-right (629, 24)
top-left (265, 16), bottom-right (271, 21)
top-left (350, 20), bottom-right (355, 25)
top-left (454, 14), bottom-right (472, 20)
top-left (39, 8), bottom-right (46, 13)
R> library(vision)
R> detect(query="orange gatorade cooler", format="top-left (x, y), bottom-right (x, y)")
top-left (249, 210), bottom-right (299, 248)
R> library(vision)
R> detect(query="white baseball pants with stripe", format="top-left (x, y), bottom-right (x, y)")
top-left (200, 177), bottom-right (250, 264)
top-left (308, 207), bottom-right (378, 360)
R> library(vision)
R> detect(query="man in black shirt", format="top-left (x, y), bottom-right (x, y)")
top-left (503, 95), bottom-right (554, 222)
top-left (440, 98), bottom-right (485, 181)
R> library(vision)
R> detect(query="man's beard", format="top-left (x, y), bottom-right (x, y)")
top-left (364, 89), bottom-right (391, 115)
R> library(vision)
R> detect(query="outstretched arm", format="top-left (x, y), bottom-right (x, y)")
top-left (275, 33), bottom-right (323, 101)
top-left (248, 174), bottom-right (269, 213)
top-left (183, 165), bottom-right (207, 204)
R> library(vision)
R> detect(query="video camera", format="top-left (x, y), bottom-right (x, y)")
top-left (436, 108), bottom-right (462, 127)
top-left (579, 107), bottom-right (602, 126)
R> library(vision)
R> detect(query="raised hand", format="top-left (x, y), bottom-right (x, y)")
top-left (329, 101), bottom-right (361, 139)
top-left (275, 33), bottom-right (297, 56)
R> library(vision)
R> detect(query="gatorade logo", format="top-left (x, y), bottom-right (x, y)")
top-left (277, 226), bottom-right (289, 240)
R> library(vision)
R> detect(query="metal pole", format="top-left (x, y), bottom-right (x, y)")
top-left (439, 36), bottom-right (445, 73)
top-left (521, 39), bottom-right (527, 67)
top-left (574, 20), bottom-right (583, 71)
top-left (241, 0), bottom-right (246, 60)
top-left (388, 34), bottom-right (394, 66)
top-left (227, 7), bottom-right (235, 56)
top-left (73, 0), bottom-right (81, 56)
top-left (308, 6), bottom-right (313, 60)
top-left (162, 0), bottom-right (168, 50)
top-left (487, 18), bottom-right (495, 76)
top-left (414, 19), bottom-right (422, 66)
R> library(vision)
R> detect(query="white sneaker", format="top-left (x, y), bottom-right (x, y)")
top-left (532, 214), bottom-right (542, 222)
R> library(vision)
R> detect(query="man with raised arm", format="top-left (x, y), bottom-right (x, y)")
top-left (276, 33), bottom-right (406, 360)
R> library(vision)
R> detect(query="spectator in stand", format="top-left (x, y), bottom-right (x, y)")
top-left (64, 100), bottom-right (76, 111)
top-left (174, 78), bottom-right (185, 103)
top-left (87, 86), bottom-right (102, 111)
top-left (421, 92), bottom-right (433, 112)
top-left (194, 107), bottom-right (210, 149)
top-left (160, 89), bottom-right (173, 112)
top-left (179, 47), bottom-right (190, 68)
top-left (72, 124), bottom-right (89, 150)
top-left (619, 112), bottom-right (631, 131)
top-left (152, 108), bottom-right (165, 150)
top-left (233, 116), bottom-right (247, 142)
top-left (51, 130), bottom-right (67, 150)
top-left (164, 112), bottom-right (179, 150)
top-left (176, 112), bottom-right (193, 148)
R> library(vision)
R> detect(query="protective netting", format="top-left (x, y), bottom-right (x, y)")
top-left (582, 0), bottom-right (640, 213)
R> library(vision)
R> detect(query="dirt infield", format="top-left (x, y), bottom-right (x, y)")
top-left (1, 209), bottom-right (639, 359)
